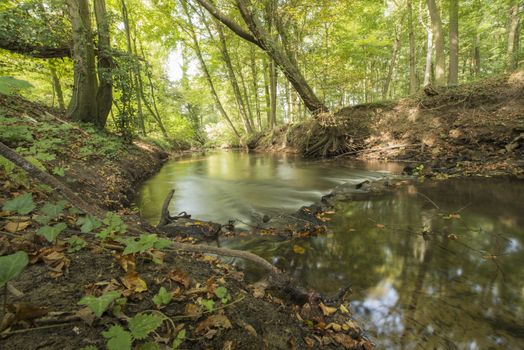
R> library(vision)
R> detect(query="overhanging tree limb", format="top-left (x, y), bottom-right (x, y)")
top-left (0, 40), bottom-right (71, 58)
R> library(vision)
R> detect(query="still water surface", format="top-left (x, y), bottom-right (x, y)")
top-left (137, 151), bottom-right (524, 349)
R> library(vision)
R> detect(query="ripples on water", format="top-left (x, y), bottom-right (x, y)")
top-left (137, 151), bottom-right (524, 349)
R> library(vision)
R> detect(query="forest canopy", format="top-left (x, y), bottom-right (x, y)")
top-left (0, 0), bottom-right (522, 146)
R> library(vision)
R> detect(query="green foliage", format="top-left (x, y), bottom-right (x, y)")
top-left (172, 329), bottom-right (186, 349)
top-left (199, 298), bottom-right (215, 312)
top-left (0, 251), bottom-right (28, 287)
top-left (40, 200), bottom-right (66, 219)
top-left (139, 342), bottom-right (160, 350)
top-left (78, 291), bottom-right (121, 318)
top-left (0, 76), bottom-right (33, 95)
top-left (67, 235), bottom-right (87, 253)
top-left (152, 287), bottom-right (172, 308)
top-left (52, 166), bottom-right (65, 176)
top-left (36, 222), bottom-right (67, 242)
top-left (128, 313), bottom-right (165, 340)
top-left (97, 212), bottom-right (127, 239)
top-left (79, 347), bottom-right (98, 350)
top-left (120, 234), bottom-right (171, 255)
top-left (215, 286), bottom-right (231, 304)
top-left (2, 193), bottom-right (35, 215)
top-left (76, 215), bottom-right (102, 234)
top-left (0, 119), bottom-right (34, 143)
top-left (103, 325), bottom-right (133, 350)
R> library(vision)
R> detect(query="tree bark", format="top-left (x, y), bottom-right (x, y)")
top-left (181, 1), bottom-right (240, 139)
top-left (195, 0), bottom-right (327, 114)
top-left (448, 0), bottom-right (459, 85)
top-left (426, 0), bottom-right (446, 85)
top-left (383, 30), bottom-right (401, 99)
top-left (0, 40), bottom-right (71, 58)
top-left (93, 0), bottom-right (113, 127)
top-left (66, 0), bottom-right (99, 125)
top-left (507, 0), bottom-right (521, 71)
top-left (422, 8), bottom-right (434, 86)
top-left (250, 48), bottom-right (262, 131)
top-left (49, 64), bottom-right (65, 111)
top-left (407, 0), bottom-right (418, 94)
top-left (269, 59), bottom-right (277, 128)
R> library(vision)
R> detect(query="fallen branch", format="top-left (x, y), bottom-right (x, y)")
top-left (158, 189), bottom-right (175, 227)
top-left (335, 143), bottom-right (423, 158)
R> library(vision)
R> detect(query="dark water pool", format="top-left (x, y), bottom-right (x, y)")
top-left (137, 151), bottom-right (524, 349)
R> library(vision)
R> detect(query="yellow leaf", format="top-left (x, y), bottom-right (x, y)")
top-left (121, 271), bottom-right (148, 292)
top-left (339, 304), bottom-right (350, 315)
top-left (326, 323), bottom-right (342, 332)
top-left (319, 302), bottom-right (337, 316)
top-left (4, 221), bottom-right (30, 233)
top-left (293, 245), bottom-right (306, 254)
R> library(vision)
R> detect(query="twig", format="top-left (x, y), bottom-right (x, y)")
top-left (416, 192), bottom-right (440, 210)
top-left (171, 294), bottom-right (247, 321)
top-left (0, 322), bottom-right (77, 337)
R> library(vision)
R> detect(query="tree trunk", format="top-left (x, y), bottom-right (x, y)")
top-left (269, 59), bottom-right (278, 128)
top-left (181, 1), bottom-right (240, 139)
top-left (473, 30), bottom-right (481, 76)
top-left (423, 11), bottom-right (434, 86)
top-left (426, 0), bottom-right (446, 85)
top-left (93, 0), bottom-right (112, 127)
top-left (66, 0), bottom-right (99, 125)
top-left (195, 0), bottom-right (328, 114)
top-left (407, 0), bottom-right (418, 94)
top-left (49, 64), bottom-right (65, 111)
top-left (250, 48), bottom-right (262, 131)
top-left (383, 30), bottom-right (400, 99)
top-left (507, 0), bottom-right (520, 71)
top-left (448, 0), bottom-right (459, 85)
top-left (262, 58), bottom-right (271, 128)
top-left (216, 23), bottom-right (253, 134)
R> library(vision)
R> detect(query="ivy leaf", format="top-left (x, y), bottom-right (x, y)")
top-left (0, 251), bottom-right (29, 287)
top-left (36, 222), bottom-right (67, 242)
top-left (2, 193), bottom-right (35, 215)
top-left (128, 313), bottom-right (165, 340)
top-left (152, 287), bottom-right (172, 308)
top-left (78, 291), bottom-right (120, 317)
top-left (40, 201), bottom-right (67, 219)
top-left (76, 215), bottom-right (102, 233)
top-left (102, 325), bottom-right (132, 350)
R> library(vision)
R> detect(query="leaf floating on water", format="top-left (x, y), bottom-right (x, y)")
top-left (376, 224), bottom-right (385, 229)
top-left (447, 234), bottom-right (458, 240)
top-left (482, 254), bottom-right (497, 260)
top-left (293, 245), bottom-right (306, 254)
top-left (319, 302), bottom-right (337, 316)
top-left (121, 271), bottom-right (148, 292)
top-left (443, 213), bottom-right (461, 220)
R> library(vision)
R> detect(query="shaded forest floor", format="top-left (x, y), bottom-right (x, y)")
top-left (254, 70), bottom-right (524, 177)
top-left (0, 94), bottom-right (371, 349)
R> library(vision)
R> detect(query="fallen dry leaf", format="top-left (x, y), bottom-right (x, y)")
top-left (293, 245), bottom-right (306, 254)
top-left (169, 269), bottom-right (190, 288)
top-left (339, 304), bottom-right (350, 315)
top-left (332, 333), bottom-right (358, 349)
top-left (319, 302), bottom-right (337, 316)
top-left (113, 253), bottom-right (136, 272)
top-left (194, 315), bottom-right (232, 335)
top-left (184, 303), bottom-right (202, 318)
top-left (303, 336), bottom-right (315, 348)
top-left (326, 323), bottom-right (342, 332)
top-left (4, 221), bottom-right (30, 233)
top-left (121, 271), bottom-right (148, 293)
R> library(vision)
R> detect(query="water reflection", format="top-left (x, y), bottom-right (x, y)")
top-left (137, 152), bottom-right (524, 348)
top-left (227, 179), bottom-right (524, 349)
top-left (137, 151), bottom-right (395, 226)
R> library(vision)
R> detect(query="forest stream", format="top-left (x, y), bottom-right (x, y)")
top-left (137, 151), bottom-right (524, 349)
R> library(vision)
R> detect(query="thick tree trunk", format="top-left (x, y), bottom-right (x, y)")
top-left (407, 0), bottom-right (418, 94)
top-left (93, 0), bottom-right (112, 127)
top-left (66, 0), bottom-right (99, 125)
top-left (216, 24), bottom-right (253, 134)
top-left (49, 64), bottom-right (65, 111)
top-left (423, 12), bottom-right (434, 86)
top-left (195, 0), bottom-right (327, 114)
top-left (181, 1), bottom-right (240, 139)
top-left (426, 0), bottom-right (446, 85)
top-left (507, 0), bottom-right (521, 71)
top-left (448, 0), bottom-right (459, 85)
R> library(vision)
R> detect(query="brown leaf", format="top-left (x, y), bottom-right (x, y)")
top-left (303, 337), bottom-right (315, 348)
top-left (169, 269), bottom-right (190, 288)
top-left (121, 271), bottom-right (148, 293)
top-left (113, 253), bottom-right (136, 272)
top-left (376, 224), bottom-right (385, 229)
top-left (8, 303), bottom-right (48, 322)
top-left (75, 307), bottom-right (95, 326)
top-left (205, 277), bottom-right (218, 295)
top-left (4, 221), bottom-right (31, 233)
top-left (332, 333), bottom-right (358, 349)
top-left (184, 303), bottom-right (202, 318)
top-left (194, 315), bottom-right (232, 335)
top-left (319, 302), bottom-right (337, 316)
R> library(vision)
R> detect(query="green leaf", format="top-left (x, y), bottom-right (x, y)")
top-left (0, 76), bottom-right (34, 95)
top-left (41, 201), bottom-right (66, 219)
top-left (0, 251), bottom-right (28, 287)
top-left (36, 222), bottom-right (67, 242)
top-left (2, 193), bottom-right (35, 215)
top-left (102, 325), bottom-right (132, 350)
top-left (121, 234), bottom-right (157, 255)
top-left (200, 299), bottom-right (215, 312)
top-left (214, 286), bottom-right (228, 299)
top-left (52, 167), bottom-right (65, 177)
top-left (67, 235), bottom-right (87, 253)
top-left (152, 287), bottom-right (172, 308)
top-left (78, 291), bottom-right (120, 318)
top-left (172, 329), bottom-right (186, 349)
top-left (139, 342), bottom-right (160, 350)
top-left (128, 313), bottom-right (165, 340)
top-left (76, 215), bottom-right (102, 233)
top-left (153, 237), bottom-right (172, 250)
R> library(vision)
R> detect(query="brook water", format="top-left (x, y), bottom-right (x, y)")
top-left (137, 151), bottom-right (524, 349)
